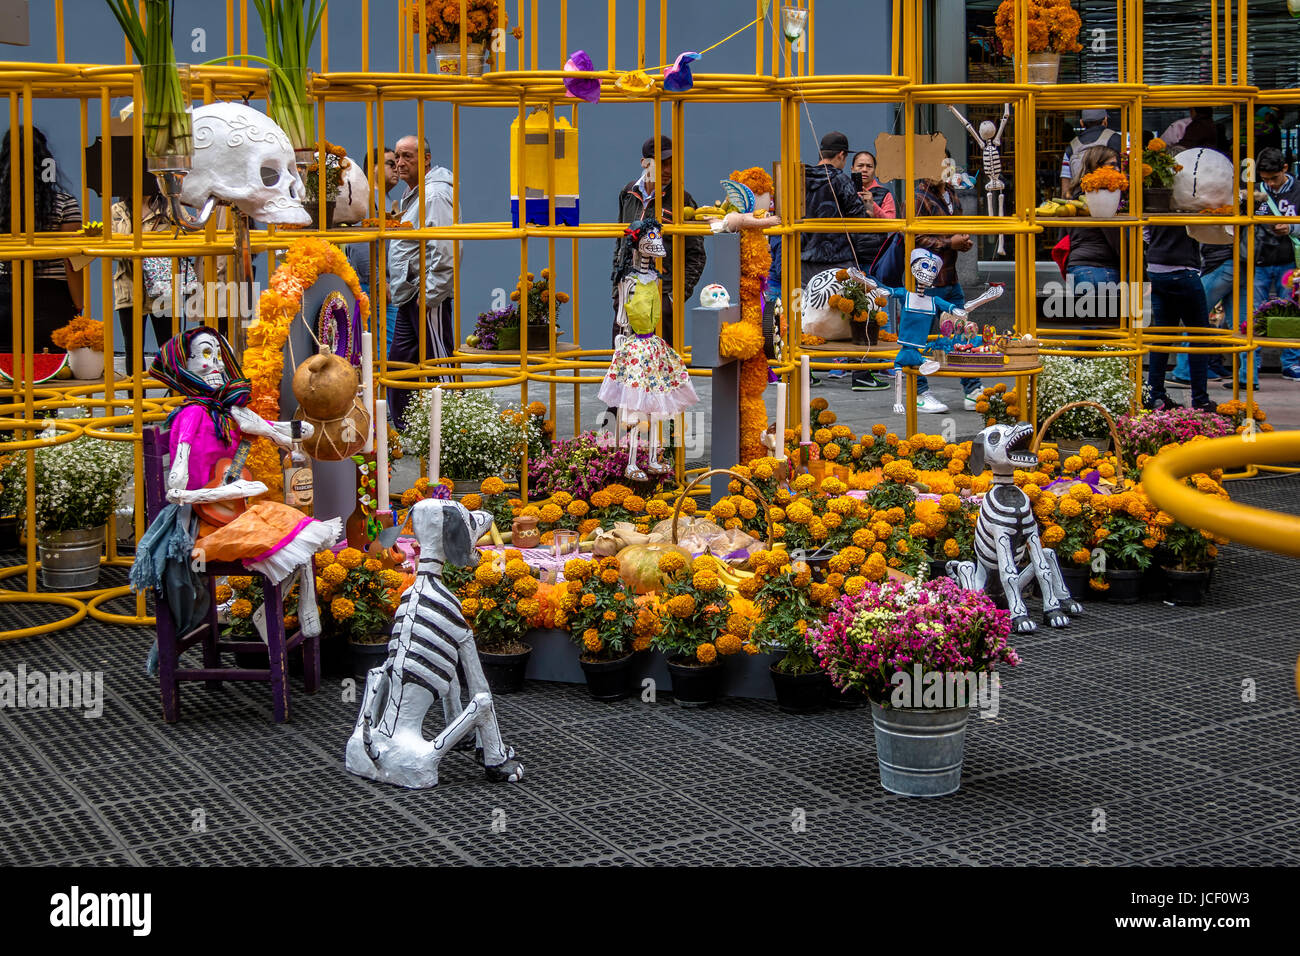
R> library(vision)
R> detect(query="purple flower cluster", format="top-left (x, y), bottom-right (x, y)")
top-left (808, 577), bottom-right (1019, 704)
top-left (1116, 407), bottom-right (1233, 465)
top-left (528, 432), bottom-right (630, 500)
top-left (470, 307), bottom-right (519, 351)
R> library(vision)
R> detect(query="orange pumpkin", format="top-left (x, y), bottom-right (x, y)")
top-left (615, 542), bottom-right (694, 594)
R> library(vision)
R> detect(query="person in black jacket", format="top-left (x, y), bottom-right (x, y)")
top-left (1247, 147), bottom-right (1300, 381)
top-left (1146, 224), bottom-right (1214, 412)
top-left (611, 136), bottom-right (706, 348)
top-left (800, 131), bottom-right (876, 287)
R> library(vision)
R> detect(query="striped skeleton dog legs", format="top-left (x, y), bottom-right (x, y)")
top-left (948, 424), bottom-right (1083, 634)
top-left (345, 499), bottom-right (524, 789)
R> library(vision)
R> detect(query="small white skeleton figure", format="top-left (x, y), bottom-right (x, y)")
top-left (601, 216), bottom-right (699, 481)
top-left (156, 328), bottom-right (331, 637)
top-left (345, 499), bottom-right (523, 789)
top-left (948, 103), bottom-right (1011, 255)
top-left (947, 423), bottom-right (1083, 634)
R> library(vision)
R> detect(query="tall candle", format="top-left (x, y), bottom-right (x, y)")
top-left (360, 332), bottom-right (374, 453)
top-left (429, 386), bottom-right (442, 484)
top-left (375, 398), bottom-right (389, 513)
top-left (800, 355), bottom-right (811, 444)
top-left (775, 382), bottom-right (788, 461)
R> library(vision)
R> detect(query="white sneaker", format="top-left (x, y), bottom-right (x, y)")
top-left (963, 394), bottom-right (980, 411)
top-left (917, 393), bottom-right (949, 414)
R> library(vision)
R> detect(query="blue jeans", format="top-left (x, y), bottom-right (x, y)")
top-left (1148, 269), bottom-right (1209, 406)
top-left (1173, 260), bottom-right (1239, 380)
top-left (1066, 264), bottom-right (1121, 289)
top-left (1248, 263), bottom-right (1300, 378)
top-left (916, 283), bottom-right (979, 396)
top-left (360, 281), bottom-right (401, 355)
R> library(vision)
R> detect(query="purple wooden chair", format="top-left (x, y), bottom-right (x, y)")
top-left (142, 425), bottom-right (320, 723)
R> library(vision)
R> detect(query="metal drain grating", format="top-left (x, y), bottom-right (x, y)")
top-left (96, 787), bottom-right (257, 847)
top-left (627, 827), bottom-right (800, 866)
top-left (746, 806), bottom-right (914, 866)
top-left (132, 824), bottom-right (303, 866)
top-left (0, 808), bottom-right (122, 866)
top-left (444, 811), bottom-right (621, 866)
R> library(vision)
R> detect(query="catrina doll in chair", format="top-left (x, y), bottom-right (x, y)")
top-left (135, 327), bottom-right (342, 643)
top-left (600, 215), bottom-right (699, 481)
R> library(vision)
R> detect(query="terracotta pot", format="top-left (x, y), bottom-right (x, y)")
top-left (301, 395), bottom-right (370, 461)
top-left (512, 515), bottom-right (540, 549)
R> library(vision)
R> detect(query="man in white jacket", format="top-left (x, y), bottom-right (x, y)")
top-left (388, 135), bottom-right (459, 426)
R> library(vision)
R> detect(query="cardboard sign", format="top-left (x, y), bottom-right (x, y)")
top-left (873, 132), bottom-right (948, 184)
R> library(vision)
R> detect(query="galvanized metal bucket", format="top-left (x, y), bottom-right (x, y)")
top-left (871, 702), bottom-right (969, 797)
top-left (37, 527), bottom-right (104, 590)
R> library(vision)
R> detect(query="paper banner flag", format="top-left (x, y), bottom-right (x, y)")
top-left (614, 69), bottom-right (656, 94)
top-left (563, 50), bottom-right (600, 103)
top-left (662, 51), bottom-right (700, 92)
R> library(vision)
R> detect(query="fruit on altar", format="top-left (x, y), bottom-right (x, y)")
top-left (615, 541), bottom-right (694, 594)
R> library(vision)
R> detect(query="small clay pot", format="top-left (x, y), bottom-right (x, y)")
top-left (512, 515), bottom-right (540, 549)
top-left (293, 350), bottom-right (359, 420)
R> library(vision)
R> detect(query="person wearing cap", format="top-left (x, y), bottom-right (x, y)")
top-left (612, 135), bottom-right (706, 348)
top-left (801, 131), bottom-right (890, 391)
top-left (1060, 110), bottom-right (1123, 199)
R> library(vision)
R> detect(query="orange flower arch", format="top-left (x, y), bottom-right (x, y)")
top-left (244, 236), bottom-right (371, 495)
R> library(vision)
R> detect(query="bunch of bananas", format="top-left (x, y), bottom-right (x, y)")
top-left (1034, 197), bottom-right (1089, 218)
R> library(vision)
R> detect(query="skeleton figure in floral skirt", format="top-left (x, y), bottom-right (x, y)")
top-left (602, 215), bottom-right (699, 480)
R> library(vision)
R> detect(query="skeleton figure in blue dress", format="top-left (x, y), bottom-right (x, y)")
top-left (877, 249), bottom-right (1003, 414)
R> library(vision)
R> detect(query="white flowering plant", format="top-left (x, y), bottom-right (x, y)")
top-left (401, 389), bottom-right (542, 482)
top-left (0, 432), bottom-right (134, 533)
top-left (1038, 353), bottom-right (1144, 441)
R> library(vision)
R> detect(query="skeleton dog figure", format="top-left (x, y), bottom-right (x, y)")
top-left (947, 423), bottom-right (1083, 633)
top-left (345, 499), bottom-right (523, 789)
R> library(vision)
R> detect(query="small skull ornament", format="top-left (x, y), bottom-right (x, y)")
top-left (181, 102), bottom-right (310, 226)
top-left (698, 283), bottom-right (731, 309)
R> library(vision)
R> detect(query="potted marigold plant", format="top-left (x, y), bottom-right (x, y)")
top-left (51, 315), bottom-right (106, 379)
top-left (560, 555), bottom-right (644, 700)
top-left (829, 268), bottom-right (888, 346)
top-left (974, 383), bottom-right (1021, 428)
top-left (314, 546), bottom-right (410, 678)
top-left (809, 577), bottom-right (1018, 797)
top-left (412, 0), bottom-right (512, 75)
top-left (510, 268), bottom-right (571, 349)
top-left (1149, 473), bottom-right (1229, 606)
top-left (651, 552), bottom-right (754, 707)
top-left (1091, 487), bottom-right (1153, 603)
top-left (1140, 138), bottom-right (1183, 212)
top-left (745, 549), bottom-right (835, 712)
top-left (446, 548), bottom-right (538, 693)
top-left (994, 0), bottom-right (1083, 84)
top-left (1079, 165), bottom-right (1129, 219)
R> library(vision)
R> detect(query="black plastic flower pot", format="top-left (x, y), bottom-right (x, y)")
top-left (850, 321), bottom-right (869, 346)
top-left (1058, 564), bottom-right (1090, 602)
top-left (770, 665), bottom-right (830, 713)
top-left (1104, 568), bottom-right (1143, 604)
top-left (480, 644), bottom-right (533, 695)
top-left (666, 658), bottom-right (724, 708)
top-left (825, 683), bottom-right (868, 709)
top-left (1163, 567), bottom-right (1211, 607)
top-left (580, 652), bottom-right (636, 701)
top-left (349, 638), bottom-right (391, 681)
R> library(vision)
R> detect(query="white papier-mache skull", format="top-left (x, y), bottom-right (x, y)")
top-left (331, 156), bottom-right (370, 225)
top-left (188, 331), bottom-right (227, 388)
top-left (180, 101), bottom-right (310, 226)
top-left (1173, 147), bottom-right (1236, 245)
top-left (911, 249), bottom-right (942, 290)
top-left (698, 283), bottom-right (731, 309)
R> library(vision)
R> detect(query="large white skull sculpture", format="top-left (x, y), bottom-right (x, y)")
top-left (332, 156), bottom-right (370, 225)
top-left (181, 101), bottom-right (310, 226)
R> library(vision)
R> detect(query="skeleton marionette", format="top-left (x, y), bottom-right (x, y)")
top-left (948, 423), bottom-right (1083, 634)
top-left (948, 103), bottom-right (1010, 255)
top-left (601, 215), bottom-right (699, 480)
top-left (878, 250), bottom-right (1003, 414)
top-left (346, 498), bottom-right (524, 789)
top-left (150, 327), bottom-right (340, 637)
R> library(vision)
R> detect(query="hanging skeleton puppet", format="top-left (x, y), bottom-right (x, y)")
top-left (602, 215), bottom-right (699, 481)
top-left (948, 103), bottom-right (1011, 255)
top-left (151, 328), bottom-right (341, 636)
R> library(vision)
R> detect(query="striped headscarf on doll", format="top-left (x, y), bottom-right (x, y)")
top-left (151, 326), bottom-right (252, 443)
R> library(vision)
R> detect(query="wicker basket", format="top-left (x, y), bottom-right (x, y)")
top-left (1030, 400), bottom-right (1124, 458)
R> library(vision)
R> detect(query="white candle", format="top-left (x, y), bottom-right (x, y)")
top-left (775, 382), bottom-right (788, 461)
top-left (375, 398), bottom-right (389, 513)
top-left (800, 355), bottom-right (811, 444)
top-left (429, 386), bottom-right (442, 485)
top-left (361, 332), bottom-right (374, 453)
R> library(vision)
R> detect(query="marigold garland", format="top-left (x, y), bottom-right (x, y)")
top-left (719, 320), bottom-right (763, 361)
top-left (733, 167), bottom-right (774, 465)
top-left (243, 237), bottom-right (371, 496)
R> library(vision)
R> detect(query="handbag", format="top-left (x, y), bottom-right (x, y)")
top-left (868, 231), bottom-right (905, 287)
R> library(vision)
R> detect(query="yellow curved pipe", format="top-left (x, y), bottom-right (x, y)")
top-left (1143, 432), bottom-right (1300, 557)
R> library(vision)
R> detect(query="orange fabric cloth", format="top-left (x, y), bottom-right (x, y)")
top-left (195, 500), bottom-right (312, 563)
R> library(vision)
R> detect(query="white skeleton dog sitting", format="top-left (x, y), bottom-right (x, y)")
top-left (947, 423), bottom-right (1083, 634)
top-left (346, 498), bottom-right (524, 789)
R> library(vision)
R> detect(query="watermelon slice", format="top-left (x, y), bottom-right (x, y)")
top-left (0, 353), bottom-right (70, 384)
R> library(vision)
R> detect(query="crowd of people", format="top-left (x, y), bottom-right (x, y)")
top-left (4, 110), bottom-right (1298, 425)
